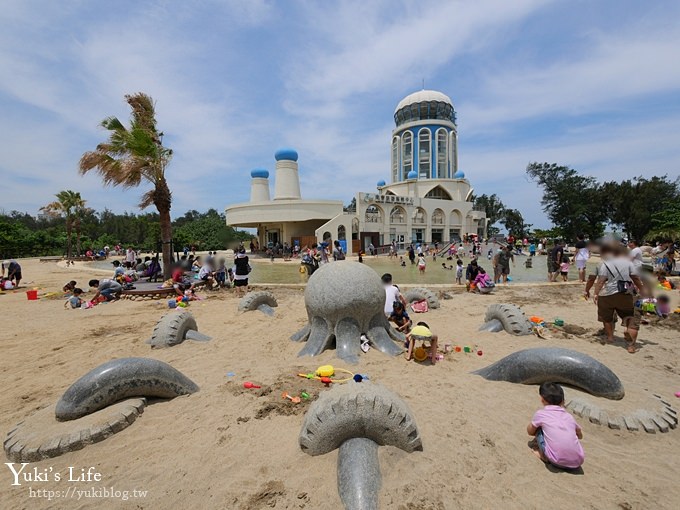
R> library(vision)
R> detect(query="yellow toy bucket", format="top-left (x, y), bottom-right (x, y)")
top-left (315, 365), bottom-right (335, 377)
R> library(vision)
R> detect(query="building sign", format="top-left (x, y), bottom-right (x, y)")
top-left (361, 193), bottom-right (414, 205)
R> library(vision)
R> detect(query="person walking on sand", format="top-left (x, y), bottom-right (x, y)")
top-left (592, 243), bottom-right (647, 353)
top-left (548, 240), bottom-right (564, 282)
top-left (574, 234), bottom-right (590, 283)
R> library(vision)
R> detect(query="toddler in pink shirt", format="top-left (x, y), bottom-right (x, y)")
top-left (527, 382), bottom-right (584, 469)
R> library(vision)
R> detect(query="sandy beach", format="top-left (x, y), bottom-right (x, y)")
top-left (1, 258), bottom-right (679, 510)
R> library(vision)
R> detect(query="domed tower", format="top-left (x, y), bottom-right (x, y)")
top-left (273, 148), bottom-right (301, 200)
top-left (249, 168), bottom-right (271, 202)
top-left (391, 90), bottom-right (458, 183)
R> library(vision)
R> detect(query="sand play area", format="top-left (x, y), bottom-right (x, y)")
top-left (1, 258), bottom-right (680, 509)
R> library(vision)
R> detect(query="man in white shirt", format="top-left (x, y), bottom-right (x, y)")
top-left (627, 240), bottom-right (643, 270)
top-left (381, 273), bottom-right (407, 316)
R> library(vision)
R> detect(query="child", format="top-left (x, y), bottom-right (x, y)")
top-left (405, 322), bottom-right (439, 365)
top-left (657, 272), bottom-right (675, 290)
top-left (62, 280), bottom-right (77, 294)
top-left (656, 294), bottom-right (671, 317)
top-left (560, 255), bottom-right (570, 281)
top-left (473, 267), bottom-right (494, 293)
top-left (527, 382), bottom-right (584, 470)
top-left (487, 249), bottom-right (493, 260)
top-left (400, 256), bottom-right (406, 267)
top-left (417, 254), bottom-right (427, 274)
top-left (64, 288), bottom-right (84, 309)
top-left (215, 258), bottom-right (227, 288)
top-left (455, 259), bottom-right (463, 285)
top-left (388, 301), bottom-right (412, 334)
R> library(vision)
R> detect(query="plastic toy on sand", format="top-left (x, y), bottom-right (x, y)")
top-left (243, 381), bottom-right (261, 389)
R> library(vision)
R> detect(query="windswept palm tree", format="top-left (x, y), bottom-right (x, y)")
top-left (79, 93), bottom-right (174, 278)
top-left (41, 190), bottom-right (84, 260)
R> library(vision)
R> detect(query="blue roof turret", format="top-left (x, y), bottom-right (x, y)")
top-left (274, 148), bottom-right (299, 162)
top-left (250, 168), bottom-right (269, 178)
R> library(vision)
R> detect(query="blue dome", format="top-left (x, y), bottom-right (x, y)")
top-left (274, 148), bottom-right (298, 162)
top-left (250, 168), bottom-right (269, 179)
top-left (407, 170), bottom-right (418, 179)
top-left (376, 179), bottom-right (386, 187)
top-left (454, 170), bottom-right (465, 178)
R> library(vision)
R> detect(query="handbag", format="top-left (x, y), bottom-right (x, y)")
top-left (603, 263), bottom-right (634, 295)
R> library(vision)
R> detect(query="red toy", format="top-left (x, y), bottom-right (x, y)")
top-left (243, 381), bottom-right (261, 389)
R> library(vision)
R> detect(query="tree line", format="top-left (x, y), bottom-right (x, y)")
top-left (0, 207), bottom-right (250, 259)
top-left (474, 163), bottom-right (680, 242)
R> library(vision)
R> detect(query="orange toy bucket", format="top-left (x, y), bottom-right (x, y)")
top-left (26, 289), bottom-right (38, 300)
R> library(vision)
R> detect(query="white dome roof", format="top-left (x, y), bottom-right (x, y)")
top-left (395, 90), bottom-right (453, 114)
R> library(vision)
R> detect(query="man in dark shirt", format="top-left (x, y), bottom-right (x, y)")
top-left (548, 241), bottom-right (564, 282)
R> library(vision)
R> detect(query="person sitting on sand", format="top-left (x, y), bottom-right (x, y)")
top-left (405, 322), bottom-right (439, 365)
top-left (64, 288), bottom-right (84, 309)
top-left (198, 258), bottom-right (216, 288)
top-left (465, 259), bottom-right (480, 291)
top-left (62, 280), bottom-right (77, 294)
top-left (88, 279), bottom-right (122, 302)
top-left (527, 382), bottom-right (584, 470)
top-left (472, 267), bottom-right (494, 294)
top-left (388, 301), bottom-right (412, 334)
top-left (656, 272), bottom-right (675, 290)
top-left (441, 263), bottom-right (453, 270)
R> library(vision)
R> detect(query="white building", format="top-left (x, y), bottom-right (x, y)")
top-left (225, 90), bottom-right (486, 254)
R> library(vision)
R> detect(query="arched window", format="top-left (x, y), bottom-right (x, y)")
top-left (412, 207), bottom-right (427, 224)
top-left (352, 217), bottom-right (359, 235)
top-left (402, 131), bottom-right (412, 175)
top-left (436, 129), bottom-right (448, 178)
top-left (391, 136), bottom-right (399, 182)
top-left (365, 205), bottom-right (383, 224)
top-left (450, 209), bottom-right (462, 225)
top-left (418, 128), bottom-right (430, 178)
top-left (337, 225), bottom-right (346, 240)
top-left (424, 186), bottom-right (453, 200)
top-left (431, 209), bottom-right (445, 225)
top-left (390, 206), bottom-right (406, 224)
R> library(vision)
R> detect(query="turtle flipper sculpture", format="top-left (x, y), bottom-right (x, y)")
top-left (291, 262), bottom-right (404, 363)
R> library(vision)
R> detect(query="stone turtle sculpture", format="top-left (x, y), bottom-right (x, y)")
top-left (147, 310), bottom-right (212, 348)
top-left (291, 262), bottom-right (404, 363)
top-left (403, 287), bottom-right (440, 309)
top-left (478, 303), bottom-right (533, 335)
top-left (473, 347), bottom-right (624, 400)
top-left (55, 357), bottom-right (199, 421)
top-left (299, 382), bottom-right (422, 510)
top-left (238, 291), bottom-right (278, 316)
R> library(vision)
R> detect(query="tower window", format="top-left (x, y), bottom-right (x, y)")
top-left (391, 137), bottom-right (399, 182)
top-left (402, 131), bottom-right (412, 175)
top-left (418, 128), bottom-right (430, 178)
top-left (436, 129), bottom-right (448, 178)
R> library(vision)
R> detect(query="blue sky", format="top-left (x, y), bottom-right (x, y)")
top-left (1, 0), bottom-right (679, 229)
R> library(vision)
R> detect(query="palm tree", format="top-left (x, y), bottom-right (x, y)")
top-left (41, 190), bottom-right (84, 260)
top-left (79, 93), bottom-right (174, 278)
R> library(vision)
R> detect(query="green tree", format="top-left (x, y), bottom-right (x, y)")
top-left (601, 176), bottom-right (680, 241)
top-left (40, 190), bottom-right (84, 259)
top-left (473, 193), bottom-right (505, 236)
top-left (500, 208), bottom-right (532, 238)
top-left (79, 93), bottom-right (174, 278)
top-left (648, 202), bottom-right (680, 241)
top-left (526, 163), bottom-right (606, 241)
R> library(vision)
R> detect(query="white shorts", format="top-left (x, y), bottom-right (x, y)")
top-left (575, 259), bottom-right (587, 270)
